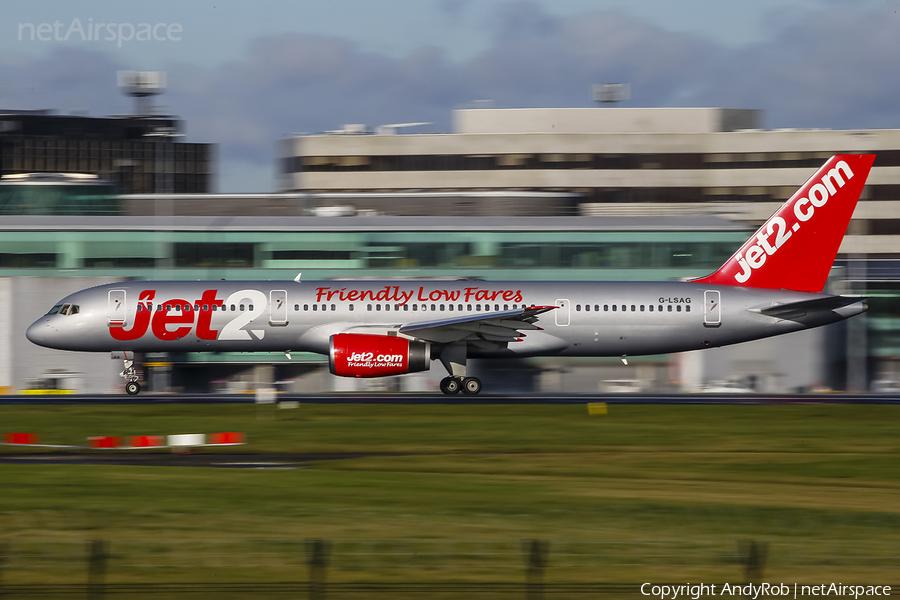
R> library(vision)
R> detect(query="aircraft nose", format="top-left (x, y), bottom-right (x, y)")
top-left (26, 318), bottom-right (55, 348)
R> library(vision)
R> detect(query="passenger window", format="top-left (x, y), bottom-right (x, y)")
top-left (194, 305), bottom-right (200, 311)
top-left (431, 304), bottom-right (436, 311)
top-left (231, 304), bottom-right (236, 311)
top-left (576, 305), bottom-right (581, 311)
top-left (137, 304), bottom-right (144, 312)
top-left (631, 305), bottom-right (636, 311)
top-left (293, 304), bottom-right (299, 311)
top-left (376, 304), bottom-right (381, 311)
top-left (640, 305), bottom-right (645, 312)
top-left (677, 305), bottom-right (682, 312)
top-left (594, 305), bottom-right (599, 311)
top-left (585, 305), bottom-right (590, 312)
top-left (686, 305), bottom-right (691, 312)
top-left (448, 304), bottom-right (454, 311)
top-left (440, 304), bottom-right (445, 311)
top-left (604, 305), bottom-right (609, 311)
top-left (367, 304), bottom-right (372, 311)
top-left (313, 304), bottom-right (318, 311)
top-left (649, 305), bottom-right (654, 312)
top-left (612, 305), bottom-right (617, 312)
top-left (467, 304), bottom-right (472, 311)
top-left (668, 305), bottom-right (673, 312)
top-left (459, 304), bottom-right (463, 311)
top-left (476, 304), bottom-right (481, 312)
top-left (240, 304), bottom-right (245, 311)
top-left (621, 305), bottom-right (626, 312)
top-left (304, 304), bottom-right (309, 311)
top-left (349, 304), bottom-right (354, 311)
top-left (403, 304), bottom-right (408, 311)
top-left (412, 304), bottom-right (417, 311)
top-left (331, 304), bottom-right (336, 311)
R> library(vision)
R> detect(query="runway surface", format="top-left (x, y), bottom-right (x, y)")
top-left (2, 392), bottom-right (900, 404)
top-left (0, 451), bottom-right (401, 468)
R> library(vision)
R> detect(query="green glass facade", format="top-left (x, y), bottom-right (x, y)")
top-left (0, 219), bottom-right (746, 283)
top-left (0, 182), bottom-right (119, 215)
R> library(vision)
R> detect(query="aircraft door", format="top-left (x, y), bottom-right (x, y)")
top-left (108, 289), bottom-right (126, 326)
top-left (704, 290), bottom-right (721, 327)
top-left (554, 298), bottom-right (570, 326)
top-left (269, 290), bottom-right (288, 326)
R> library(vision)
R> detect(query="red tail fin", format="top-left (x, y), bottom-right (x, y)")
top-left (693, 154), bottom-right (875, 292)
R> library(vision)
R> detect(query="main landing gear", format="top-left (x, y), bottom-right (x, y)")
top-left (439, 376), bottom-right (482, 395)
top-left (114, 351), bottom-right (141, 395)
top-left (438, 342), bottom-right (482, 395)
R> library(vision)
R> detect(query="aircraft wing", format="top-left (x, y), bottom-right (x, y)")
top-left (398, 305), bottom-right (557, 347)
top-left (752, 295), bottom-right (867, 320)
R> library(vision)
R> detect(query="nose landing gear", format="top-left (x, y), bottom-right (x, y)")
top-left (114, 351), bottom-right (141, 395)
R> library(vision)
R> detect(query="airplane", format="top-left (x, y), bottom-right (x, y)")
top-left (27, 154), bottom-right (874, 396)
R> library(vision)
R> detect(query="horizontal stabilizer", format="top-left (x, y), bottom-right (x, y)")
top-left (753, 295), bottom-right (866, 319)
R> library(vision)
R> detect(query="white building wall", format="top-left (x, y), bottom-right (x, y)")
top-left (453, 108), bottom-right (759, 135)
top-left (0, 278), bottom-right (11, 391)
top-left (679, 326), bottom-right (831, 393)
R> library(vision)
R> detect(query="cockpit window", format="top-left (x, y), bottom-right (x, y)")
top-left (69, 305), bottom-right (79, 315)
top-left (47, 304), bottom-right (63, 315)
top-left (60, 304), bottom-right (71, 315)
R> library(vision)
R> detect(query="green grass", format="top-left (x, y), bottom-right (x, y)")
top-left (1, 403), bottom-right (898, 589)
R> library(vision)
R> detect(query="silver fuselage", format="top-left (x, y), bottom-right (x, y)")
top-left (26, 280), bottom-right (865, 357)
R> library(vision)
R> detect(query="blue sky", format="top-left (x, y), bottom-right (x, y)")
top-left (1, 0), bottom-right (898, 191)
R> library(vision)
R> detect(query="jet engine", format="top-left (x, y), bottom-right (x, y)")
top-left (329, 333), bottom-right (430, 377)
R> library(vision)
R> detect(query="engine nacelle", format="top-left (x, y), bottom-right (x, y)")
top-left (329, 333), bottom-right (430, 378)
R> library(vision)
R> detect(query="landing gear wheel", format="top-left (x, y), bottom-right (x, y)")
top-left (462, 377), bottom-right (482, 395)
top-left (440, 377), bottom-right (461, 395)
top-left (125, 381), bottom-right (140, 396)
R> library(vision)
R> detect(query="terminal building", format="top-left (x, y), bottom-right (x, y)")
top-left (1, 106), bottom-right (899, 393)
top-left (0, 109), bottom-right (213, 195)
top-left (278, 106), bottom-right (900, 392)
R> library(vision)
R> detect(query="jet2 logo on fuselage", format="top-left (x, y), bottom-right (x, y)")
top-left (109, 289), bottom-right (267, 342)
